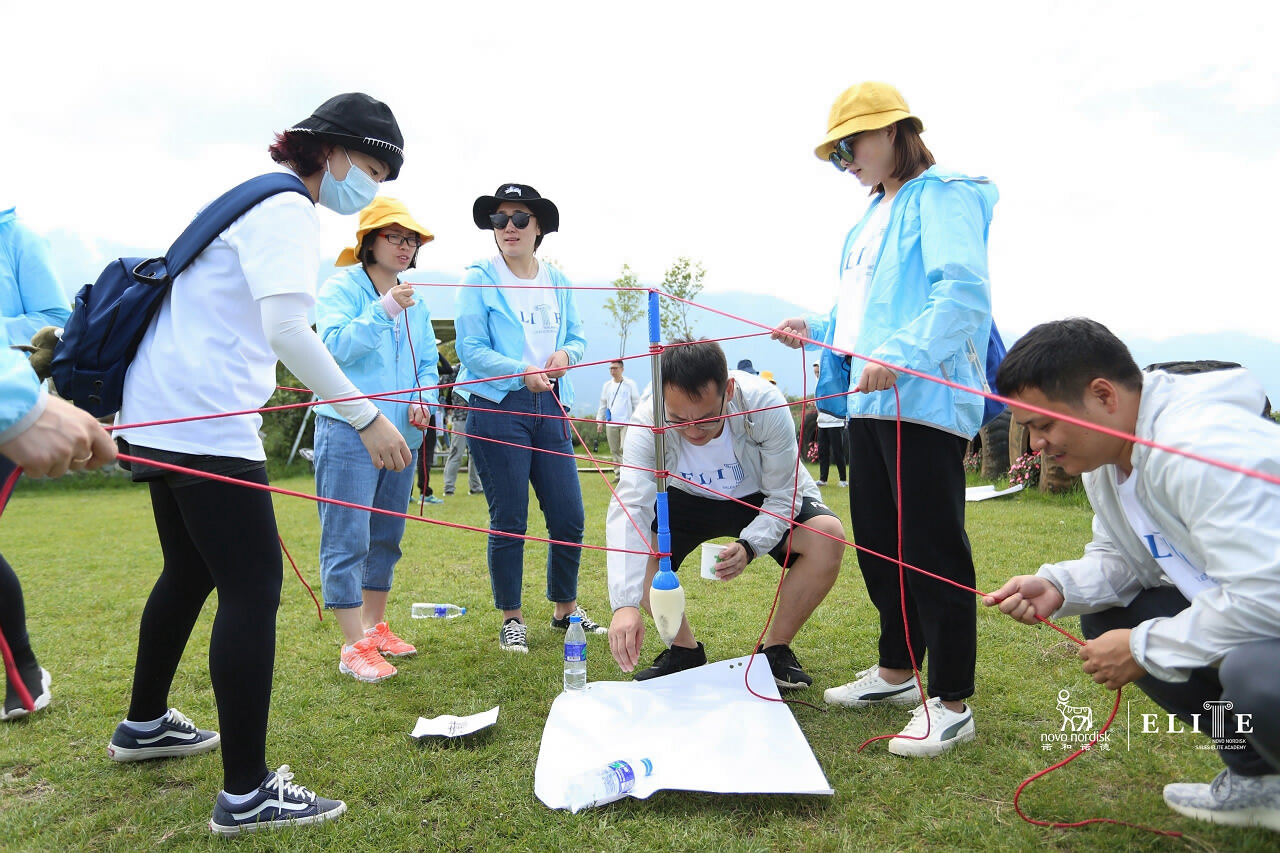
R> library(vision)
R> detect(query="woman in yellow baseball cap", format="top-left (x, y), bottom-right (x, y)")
top-left (774, 81), bottom-right (999, 758)
top-left (313, 197), bottom-right (440, 685)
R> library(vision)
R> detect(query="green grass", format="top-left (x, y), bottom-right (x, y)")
top-left (0, 467), bottom-right (1272, 851)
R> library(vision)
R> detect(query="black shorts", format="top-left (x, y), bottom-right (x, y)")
top-left (652, 488), bottom-right (837, 571)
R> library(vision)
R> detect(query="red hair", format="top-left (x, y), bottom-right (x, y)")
top-left (267, 131), bottom-right (329, 178)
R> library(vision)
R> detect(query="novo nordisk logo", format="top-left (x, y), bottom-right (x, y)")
top-left (1039, 688), bottom-right (1111, 752)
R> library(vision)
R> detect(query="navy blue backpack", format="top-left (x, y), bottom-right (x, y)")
top-left (980, 320), bottom-right (1008, 426)
top-left (50, 173), bottom-right (309, 417)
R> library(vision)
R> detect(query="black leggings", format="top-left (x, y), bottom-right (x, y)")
top-left (127, 466), bottom-right (281, 794)
top-left (817, 426), bottom-right (847, 482)
top-left (0, 457), bottom-right (37, 675)
top-left (847, 418), bottom-right (977, 702)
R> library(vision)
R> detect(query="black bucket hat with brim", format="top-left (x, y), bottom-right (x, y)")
top-left (287, 92), bottom-right (405, 180)
top-left (472, 183), bottom-right (559, 234)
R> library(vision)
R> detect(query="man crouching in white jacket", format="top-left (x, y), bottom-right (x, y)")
top-left (605, 338), bottom-right (845, 689)
top-left (984, 317), bottom-right (1280, 834)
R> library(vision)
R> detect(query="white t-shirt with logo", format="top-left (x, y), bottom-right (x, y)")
top-left (496, 260), bottom-right (561, 370)
top-left (1115, 468), bottom-right (1220, 599)
top-left (834, 201), bottom-right (892, 355)
top-left (119, 182), bottom-right (322, 459)
top-left (673, 426), bottom-right (760, 500)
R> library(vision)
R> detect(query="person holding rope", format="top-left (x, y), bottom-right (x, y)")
top-left (313, 197), bottom-right (439, 684)
top-left (1, 342), bottom-right (114, 720)
top-left (110, 93), bottom-right (412, 836)
top-left (985, 318), bottom-right (1280, 833)
top-left (454, 183), bottom-right (605, 653)
top-left (605, 339), bottom-right (845, 688)
top-left (774, 81), bottom-right (997, 756)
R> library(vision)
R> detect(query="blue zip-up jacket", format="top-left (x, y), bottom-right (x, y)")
top-left (313, 266), bottom-right (440, 446)
top-left (0, 344), bottom-right (45, 444)
top-left (809, 166), bottom-right (998, 439)
top-left (453, 256), bottom-right (586, 409)
top-left (1, 207), bottom-right (71, 347)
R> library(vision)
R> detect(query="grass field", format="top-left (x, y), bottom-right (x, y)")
top-left (0, 465), bottom-right (1271, 852)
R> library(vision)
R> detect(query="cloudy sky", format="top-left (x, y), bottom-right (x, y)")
top-left (6, 1), bottom-right (1279, 349)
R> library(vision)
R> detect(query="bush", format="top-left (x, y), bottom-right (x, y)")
top-left (1008, 450), bottom-right (1041, 489)
top-left (261, 363), bottom-right (314, 461)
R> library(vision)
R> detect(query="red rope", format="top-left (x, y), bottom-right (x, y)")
top-left (0, 464), bottom-right (36, 713)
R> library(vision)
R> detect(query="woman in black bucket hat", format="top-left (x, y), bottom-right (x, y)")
top-left (111, 93), bottom-right (410, 836)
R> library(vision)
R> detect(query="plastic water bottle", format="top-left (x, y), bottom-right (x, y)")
top-left (412, 603), bottom-right (466, 619)
top-left (564, 757), bottom-right (654, 813)
top-left (563, 613), bottom-right (587, 692)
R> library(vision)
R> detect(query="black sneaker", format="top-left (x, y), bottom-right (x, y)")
top-left (757, 644), bottom-right (813, 689)
top-left (1, 665), bottom-right (51, 721)
top-left (499, 618), bottom-right (529, 653)
top-left (107, 708), bottom-right (220, 762)
top-left (551, 605), bottom-right (607, 635)
top-left (634, 642), bottom-right (707, 681)
top-left (209, 765), bottom-right (346, 836)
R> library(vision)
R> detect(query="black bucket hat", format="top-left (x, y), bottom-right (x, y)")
top-left (287, 93), bottom-right (405, 180)
top-left (472, 183), bottom-right (559, 234)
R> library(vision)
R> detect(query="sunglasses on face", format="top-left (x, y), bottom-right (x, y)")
top-left (381, 232), bottom-right (423, 248)
top-left (828, 133), bottom-right (863, 172)
top-left (489, 211), bottom-right (533, 230)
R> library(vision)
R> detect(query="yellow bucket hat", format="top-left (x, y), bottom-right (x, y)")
top-left (336, 196), bottom-right (435, 266)
top-left (814, 81), bottom-right (924, 162)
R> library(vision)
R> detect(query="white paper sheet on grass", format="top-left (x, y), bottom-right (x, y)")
top-left (534, 654), bottom-right (833, 810)
top-left (965, 483), bottom-right (1024, 502)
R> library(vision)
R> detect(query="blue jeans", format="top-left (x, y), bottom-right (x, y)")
top-left (467, 387), bottom-right (584, 611)
top-left (314, 415), bottom-right (417, 609)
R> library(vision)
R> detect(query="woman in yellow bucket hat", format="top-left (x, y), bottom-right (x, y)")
top-left (774, 81), bottom-right (998, 757)
top-left (312, 196), bottom-right (441, 684)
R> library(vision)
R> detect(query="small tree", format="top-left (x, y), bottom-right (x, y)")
top-left (602, 263), bottom-right (645, 355)
top-left (658, 256), bottom-right (705, 341)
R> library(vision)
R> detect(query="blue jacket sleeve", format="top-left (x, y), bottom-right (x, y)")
top-left (315, 272), bottom-right (395, 364)
top-left (1, 223), bottom-right (71, 347)
top-left (0, 346), bottom-right (46, 443)
top-left (454, 267), bottom-right (528, 383)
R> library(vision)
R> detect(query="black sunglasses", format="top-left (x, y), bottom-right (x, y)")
top-left (489, 211), bottom-right (533, 230)
top-left (828, 133), bottom-right (862, 172)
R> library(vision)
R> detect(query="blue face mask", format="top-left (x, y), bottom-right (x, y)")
top-left (318, 149), bottom-right (379, 214)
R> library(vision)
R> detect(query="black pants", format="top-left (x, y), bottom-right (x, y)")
top-left (1082, 587), bottom-right (1280, 775)
top-left (0, 458), bottom-right (40, 688)
top-left (127, 465), bottom-right (281, 794)
top-left (847, 418), bottom-right (976, 701)
top-left (817, 425), bottom-right (847, 482)
top-left (416, 426), bottom-right (435, 496)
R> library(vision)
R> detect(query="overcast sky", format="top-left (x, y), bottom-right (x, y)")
top-left (5, 1), bottom-right (1278, 348)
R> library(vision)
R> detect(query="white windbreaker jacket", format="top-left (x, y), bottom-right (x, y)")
top-left (1038, 368), bottom-right (1280, 682)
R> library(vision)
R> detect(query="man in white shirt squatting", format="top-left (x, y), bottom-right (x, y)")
top-left (606, 338), bottom-right (845, 689)
top-left (984, 318), bottom-right (1280, 833)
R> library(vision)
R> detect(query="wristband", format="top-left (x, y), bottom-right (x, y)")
top-left (735, 538), bottom-right (756, 562)
top-left (355, 411), bottom-right (381, 432)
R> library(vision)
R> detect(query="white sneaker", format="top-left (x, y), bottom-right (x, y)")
top-left (824, 665), bottom-right (920, 707)
top-left (887, 697), bottom-right (975, 757)
top-left (1163, 769), bottom-right (1280, 831)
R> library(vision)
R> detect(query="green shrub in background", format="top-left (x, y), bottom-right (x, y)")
top-left (261, 362), bottom-right (314, 462)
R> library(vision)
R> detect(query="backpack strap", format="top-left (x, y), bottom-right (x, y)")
top-left (137, 173), bottom-right (311, 284)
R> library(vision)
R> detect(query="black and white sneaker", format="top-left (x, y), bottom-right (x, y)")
top-left (1, 666), bottom-right (51, 721)
top-left (209, 765), bottom-right (347, 836)
top-left (756, 644), bottom-right (813, 689)
top-left (499, 618), bottom-right (529, 653)
top-left (551, 605), bottom-right (606, 635)
top-left (634, 642), bottom-right (707, 681)
top-left (107, 708), bottom-right (220, 762)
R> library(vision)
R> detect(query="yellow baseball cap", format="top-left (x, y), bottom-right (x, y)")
top-left (814, 81), bottom-right (924, 162)
top-left (336, 196), bottom-right (434, 266)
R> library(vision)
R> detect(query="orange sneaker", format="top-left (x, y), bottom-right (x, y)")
top-left (338, 638), bottom-right (396, 683)
top-left (365, 622), bottom-right (416, 657)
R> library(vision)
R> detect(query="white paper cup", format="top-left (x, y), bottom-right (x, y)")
top-left (700, 543), bottom-right (726, 580)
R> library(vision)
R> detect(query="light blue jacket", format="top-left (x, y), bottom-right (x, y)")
top-left (1, 207), bottom-right (71, 347)
top-left (314, 266), bottom-right (440, 446)
top-left (809, 167), bottom-right (998, 439)
top-left (0, 344), bottom-right (45, 444)
top-left (453, 256), bottom-right (586, 408)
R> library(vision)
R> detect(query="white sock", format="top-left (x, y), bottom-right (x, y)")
top-left (222, 770), bottom-right (274, 805)
top-left (124, 713), bottom-right (167, 729)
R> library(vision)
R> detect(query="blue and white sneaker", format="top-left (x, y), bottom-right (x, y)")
top-left (107, 708), bottom-right (220, 762)
top-left (887, 697), bottom-right (976, 757)
top-left (209, 765), bottom-right (347, 836)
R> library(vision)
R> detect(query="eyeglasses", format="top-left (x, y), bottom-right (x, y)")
top-left (828, 133), bottom-right (862, 172)
top-left (381, 232), bottom-right (423, 248)
top-left (663, 392), bottom-right (728, 433)
top-left (489, 211), bottom-right (532, 230)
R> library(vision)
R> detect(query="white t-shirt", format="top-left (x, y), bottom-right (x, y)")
top-left (1115, 468), bottom-right (1220, 600)
top-left (833, 201), bottom-right (892, 355)
top-left (601, 377), bottom-right (640, 423)
top-left (496, 259), bottom-right (561, 370)
top-left (673, 426), bottom-right (760, 500)
top-left (119, 181), bottom-right (323, 459)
